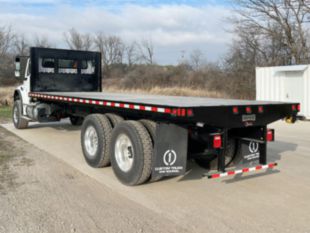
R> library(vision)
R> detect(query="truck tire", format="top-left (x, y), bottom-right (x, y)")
top-left (81, 114), bottom-right (112, 168)
top-left (12, 100), bottom-right (28, 129)
top-left (105, 113), bottom-right (124, 127)
top-left (195, 138), bottom-right (236, 169)
top-left (70, 116), bottom-right (84, 126)
top-left (110, 121), bottom-right (152, 186)
top-left (139, 119), bottom-right (163, 182)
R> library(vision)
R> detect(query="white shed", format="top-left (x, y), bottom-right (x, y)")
top-left (256, 65), bottom-right (310, 119)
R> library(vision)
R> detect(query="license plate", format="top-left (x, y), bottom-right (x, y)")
top-left (242, 114), bottom-right (256, 122)
top-left (240, 140), bottom-right (260, 164)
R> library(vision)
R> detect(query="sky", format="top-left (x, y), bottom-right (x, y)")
top-left (0, 0), bottom-right (234, 64)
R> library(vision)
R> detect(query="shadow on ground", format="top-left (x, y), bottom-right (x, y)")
top-left (27, 120), bottom-right (81, 132)
top-left (178, 140), bottom-right (297, 183)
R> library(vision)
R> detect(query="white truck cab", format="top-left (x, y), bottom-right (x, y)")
top-left (14, 57), bottom-right (31, 110)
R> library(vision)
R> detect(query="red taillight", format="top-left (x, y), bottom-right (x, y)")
top-left (187, 109), bottom-right (194, 117)
top-left (246, 107), bottom-right (252, 114)
top-left (181, 108), bottom-right (186, 117)
top-left (292, 105), bottom-right (296, 111)
top-left (258, 106), bottom-right (264, 113)
top-left (297, 104), bottom-right (301, 112)
top-left (213, 135), bottom-right (222, 149)
top-left (172, 108), bottom-right (187, 117)
top-left (233, 107), bottom-right (239, 114)
top-left (266, 129), bottom-right (274, 142)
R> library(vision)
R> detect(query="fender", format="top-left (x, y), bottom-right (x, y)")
top-left (13, 89), bottom-right (24, 115)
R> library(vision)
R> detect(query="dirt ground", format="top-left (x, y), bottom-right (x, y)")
top-left (0, 126), bottom-right (188, 233)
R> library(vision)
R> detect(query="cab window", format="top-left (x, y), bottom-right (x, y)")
top-left (39, 58), bottom-right (55, 73)
top-left (58, 59), bottom-right (78, 74)
top-left (81, 60), bottom-right (95, 75)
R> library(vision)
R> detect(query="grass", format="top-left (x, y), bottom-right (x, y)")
top-left (0, 106), bottom-right (12, 122)
top-left (0, 84), bottom-right (229, 122)
top-left (0, 86), bottom-right (15, 106)
top-left (103, 86), bottom-right (230, 98)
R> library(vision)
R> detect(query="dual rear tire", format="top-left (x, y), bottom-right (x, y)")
top-left (81, 114), bottom-right (112, 168)
top-left (110, 121), bottom-right (153, 186)
top-left (81, 114), bottom-right (156, 186)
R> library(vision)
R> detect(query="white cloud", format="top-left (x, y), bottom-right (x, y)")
top-left (0, 3), bottom-right (233, 64)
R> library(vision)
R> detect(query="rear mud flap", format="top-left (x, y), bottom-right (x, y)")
top-left (152, 123), bottom-right (188, 177)
top-left (240, 140), bottom-right (261, 165)
top-left (237, 139), bottom-right (267, 165)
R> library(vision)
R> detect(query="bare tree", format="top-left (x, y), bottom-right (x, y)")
top-left (189, 49), bottom-right (205, 70)
top-left (13, 34), bottom-right (29, 56)
top-left (138, 39), bottom-right (154, 64)
top-left (231, 0), bottom-right (310, 65)
top-left (125, 41), bottom-right (139, 66)
top-left (64, 28), bottom-right (93, 51)
top-left (34, 35), bottom-right (52, 48)
top-left (0, 25), bottom-right (14, 57)
top-left (0, 26), bottom-right (16, 84)
top-left (94, 32), bottom-right (125, 70)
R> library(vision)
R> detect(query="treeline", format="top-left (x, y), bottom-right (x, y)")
top-left (1, 0), bottom-right (310, 100)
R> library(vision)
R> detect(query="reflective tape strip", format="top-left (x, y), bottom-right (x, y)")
top-left (208, 163), bottom-right (278, 179)
top-left (29, 93), bottom-right (175, 116)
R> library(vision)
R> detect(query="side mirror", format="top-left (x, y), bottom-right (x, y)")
top-left (15, 57), bottom-right (21, 78)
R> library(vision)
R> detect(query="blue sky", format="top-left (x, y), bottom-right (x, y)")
top-left (0, 0), bottom-right (233, 64)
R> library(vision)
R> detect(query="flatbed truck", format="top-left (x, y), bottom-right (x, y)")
top-left (11, 47), bottom-right (300, 185)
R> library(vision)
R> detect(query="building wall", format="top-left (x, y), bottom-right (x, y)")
top-left (303, 66), bottom-right (310, 117)
top-left (256, 65), bottom-right (310, 118)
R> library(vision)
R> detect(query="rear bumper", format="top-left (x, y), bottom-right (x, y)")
top-left (206, 162), bottom-right (277, 179)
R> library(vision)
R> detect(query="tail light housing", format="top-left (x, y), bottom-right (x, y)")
top-left (246, 107), bottom-right (252, 114)
top-left (266, 129), bottom-right (274, 142)
top-left (292, 104), bottom-right (300, 112)
top-left (187, 109), bottom-right (194, 117)
top-left (258, 106), bottom-right (264, 113)
top-left (213, 135), bottom-right (222, 149)
top-left (297, 104), bottom-right (301, 112)
top-left (232, 107), bottom-right (239, 114)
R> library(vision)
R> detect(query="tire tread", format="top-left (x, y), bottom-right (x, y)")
top-left (13, 100), bottom-right (28, 129)
top-left (105, 113), bottom-right (124, 127)
top-left (81, 114), bottom-right (112, 168)
top-left (127, 121), bottom-right (153, 185)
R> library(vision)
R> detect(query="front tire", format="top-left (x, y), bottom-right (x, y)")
top-left (110, 121), bottom-right (152, 186)
top-left (81, 114), bottom-right (112, 168)
top-left (12, 100), bottom-right (28, 129)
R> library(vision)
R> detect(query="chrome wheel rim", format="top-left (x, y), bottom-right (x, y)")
top-left (13, 105), bottom-right (18, 124)
top-left (115, 134), bottom-right (134, 172)
top-left (84, 126), bottom-right (98, 157)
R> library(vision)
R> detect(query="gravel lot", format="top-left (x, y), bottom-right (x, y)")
top-left (1, 120), bottom-right (310, 233)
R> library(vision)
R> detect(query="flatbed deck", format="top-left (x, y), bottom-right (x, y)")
top-left (29, 91), bottom-right (297, 128)
top-left (31, 91), bottom-right (286, 108)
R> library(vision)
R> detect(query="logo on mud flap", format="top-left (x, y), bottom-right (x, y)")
top-left (163, 150), bottom-right (177, 166)
top-left (249, 141), bottom-right (259, 153)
